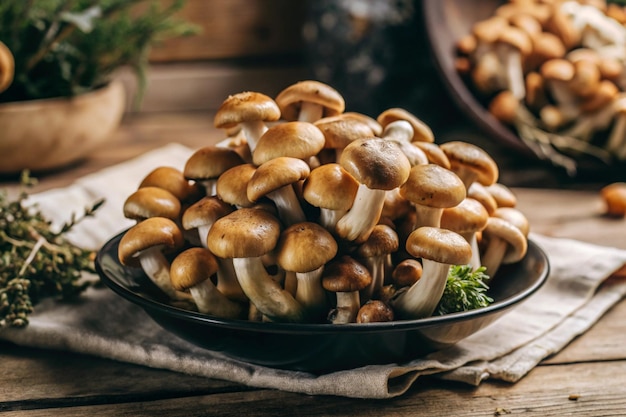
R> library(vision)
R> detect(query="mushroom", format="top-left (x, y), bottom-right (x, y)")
top-left (341, 111), bottom-right (383, 136)
top-left (440, 197), bottom-right (490, 271)
top-left (467, 182), bottom-right (498, 216)
top-left (399, 163), bottom-right (466, 230)
top-left (213, 91), bottom-right (281, 153)
top-left (494, 25), bottom-right (532, 100)
top-left (356, 223), bottom-right (399, 302)
top-left (336, 138), bottom-right (411, 243)
top-left (170, 247), bottom-right (246, 318)
top-left (440, 141), bottom-right (499, 190)
top-left (139, 166), bottom-right (203, 204)
top-left (275, 221), bottom-right (338, 321)
top-left (275, 80), bottom-right (345, 123)
top-left (252, 121), bottom-right (325, 167)
top-left (412, 142), bottom-right (451, 169)
top-left (391, 258), bottom-right (423, 289)
top-left (207, 208), bottom-right (305, 322)
top-left (540, 58), bottom-right (580, 123)
top-left (480, 216), bottom-right (528, 279)
top-left (600, 182), bottom-right (626, 217)
top-left (123, 186), bottom-right (181, 223)
top-left (525, 71), bottom-right (549, 113)
top-left (605, 95), bottom-right (626, 157)
top-left (322, 255), bottom-right (372, 324)
top-left (356, 300), bottom-right (395, 323)
top-left (493, 207), bottom-right (530, 238)
top-left (0, 41), bottom-right (14, 93)
top-left (302, 163), bottom-right (359, 231)
top-left (183, 145), bottom-right (245, 196)
top-left (118, 216), bottom-right (190, 302)
top-left (485, 183), bottom-right (518, 208)
top-left (314, 114), bottom-right (376, 163)
top-left (377, 107), bottom-right (435, 143)
top-left (390, 226), bottom-right (472, 319)
top-left (216, 163), bottom-right (258, 209)
top-left (247, 156), bottom-right (310, 227)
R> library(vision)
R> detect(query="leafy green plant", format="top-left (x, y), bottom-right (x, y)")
top-left (435, 265), bottom-right (493, 315)
top-left (0, 0), bottom-right (197, 104)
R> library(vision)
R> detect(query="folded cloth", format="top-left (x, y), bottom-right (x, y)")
top-left (2, 143), bottom-right (626, 399)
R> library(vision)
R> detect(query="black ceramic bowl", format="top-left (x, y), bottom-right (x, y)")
top-left (421, 0), bottom-right (625, 179)
top-left (96, 230), bottom-right (549, 374)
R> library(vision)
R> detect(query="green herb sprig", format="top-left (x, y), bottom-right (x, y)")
top-left (0, 173), bottom-right (104, 328)
top-left (435, 265), bottom-right (494, 316)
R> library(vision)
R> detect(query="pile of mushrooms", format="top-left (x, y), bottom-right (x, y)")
top-left (455, 0), bottom-right (626, 173)
top-left (117, 80), bottom-right (530, 324)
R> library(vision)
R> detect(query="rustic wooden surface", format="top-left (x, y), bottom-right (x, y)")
top-left (1, 111), bottom-right (626, 416)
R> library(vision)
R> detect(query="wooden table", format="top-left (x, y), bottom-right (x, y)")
top-left (2, 111), bottom-right (626, 416)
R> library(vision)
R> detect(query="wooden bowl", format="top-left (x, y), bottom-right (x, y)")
top-left (0, 80), bottom-right (125, 174)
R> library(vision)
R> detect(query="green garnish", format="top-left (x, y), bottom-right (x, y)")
top-left (0, 172), bottom-right (104, 328)
top-left (435, 265), bottom-right (494, 315)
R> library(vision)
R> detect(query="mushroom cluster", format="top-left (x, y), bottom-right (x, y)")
top-left (455, 0), bottom-right (626, 172)
top-left (117, 80), bottom-right (530, 324)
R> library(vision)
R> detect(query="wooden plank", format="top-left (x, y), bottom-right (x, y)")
top-left (148, 0), bottom-right (307, 62)
top-left (5, 361), bottom-right (626, 416)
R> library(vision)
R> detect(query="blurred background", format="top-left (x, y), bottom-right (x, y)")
top-left (127, 0), bottom-right (610, 189)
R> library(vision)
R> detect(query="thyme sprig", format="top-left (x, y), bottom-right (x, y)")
top-left (0, 173), bottom-right (104, 328)
top-left (435, 265), bottom-right (494, 316)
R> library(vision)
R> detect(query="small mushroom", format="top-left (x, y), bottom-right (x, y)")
top-left (412, 142), bottom-right (451, 169)
top-left (356, 300), bottom-right (395, 323)
top-left (139, 166), bottom-right (203, 204)
top-left (377, 107), bottom-right (435, 143)
top-left (275, 80), bottom-right (345, 123)
top-left (247, 156), bottom-right (310, 227)
top-left (170, 247), bottom-right (246, 318)
top-left (216, 163), bottom-right (257, 209)
top-left (302, 163), bottom-right (359, 231)
top-left (314, 114), bottom-right (376, 162)
top-left (440, 141), bottom-right (499, 190)
top-left (494, 25), bottom-right (532, 100)
top-left (337, 138), bottom-right (411, 243)
top-left (390, 226), bottom-right (472, 319)
top-left (399, 163), bottom-right (466, 230)
top-left (183, 145), bottom-right (245, 196)
top-left (391, 258), bottom-right (423, 289)
top-left (118, 217), bottom-right (190, 302)
top-left (123, 186), bottom-right (181, 223)
top-left (275, 222), bottom-right (338, 321)
top-left (379, 120), bottom-right (429, 167)
top-left (207, 208), bottom-right (305, 322)
top-left (356, 223), bottom-right (399, 302)
top-left (214, 91), bottom-right (281, 153)
top-left (600, 182), bottom-right (626, 217)
top-left (322, 255), bottom-right (372, 324)
top-left (252, 121), bottom-right (326, 167)
top-left (480, 216), bottom-right (528, 279)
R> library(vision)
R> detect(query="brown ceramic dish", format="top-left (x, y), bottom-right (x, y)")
top-left (96, 229), bottom-right (549, 374)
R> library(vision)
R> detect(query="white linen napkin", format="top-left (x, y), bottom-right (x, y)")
top-left (2, 143), bottom-right (626, 399)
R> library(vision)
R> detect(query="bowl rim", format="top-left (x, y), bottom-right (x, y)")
top-left (96, 229), bottom-right (550, 335)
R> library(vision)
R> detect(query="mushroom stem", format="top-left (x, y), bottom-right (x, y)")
top-left (330, 291), bottom-right (361, 324)
top-left (359, 256), bottom-right (385, 303)
top-left (215, 257), bottom-right (247, 302)
top-left (390, 259), bottom-right (450, 319)
top-left (481, 236), bottom-right (508, 277)
top-left (267, 184), bottom-right (307, 227)
top-left (294, 267), bottom-right (328, 320)
top-left (233, 256), bottom-right (305, 322)
top-left (139, 248), bottom-right (191, 302)
top-left (413, 204), bottom-right (444, 230)
top-left (242, 120), bottom-right (268, 153)
top-left (463, 231), bottom-right (482, 271)
top-left (189, 281), bottom-right (246, 318)
top-left (336, 185), bottom-right (386, 242)
top-left (318, 207), bottom-right (347, 231)
top-left (298, 101), bottom-right (324, 123)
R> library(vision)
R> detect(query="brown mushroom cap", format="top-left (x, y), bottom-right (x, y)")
top-left (170, 247), bottom-right (219, 291)
top-left (216, 163), bottom-right (257, 208)
top-left (314, 115), bottom-right (376, 151)
top-left (467, 182), bottom-right (499, 216)
top-left (483, 217), bottom-right (528, 264)
top-left (183, 146), bottom-right (245, 182)
top-left (207, 208), bottom-right (281, 259)
top-left (118, 217), bottom-right (184, 267)
top-left (214, 91), bottom-right (281, 130)
top-left (322, 255), bottom-right (372, 293)
top-left (485, 183), bottom-right (517, 208)
top-left (440, 197), bottom-right (489, 235)
top-left (252, 121), bottom-right (325, 166)
top-left (412, 142), bottom-right (451, 169)
top-left (405, 226), bottom-right (473, 266)
top-left (493, 207), bottom-right (530, 237)
top-left (276, 222), bottom-right (338, 273)
top-left (181, 195), bottom-right (234, 231)
top-left (356, 300), bottom-right (395, 323)
top-left (139, 166), bottom-right (202, 203)
top-left (391, 258), bottom-right (423, 288)
top-left (540, 58), bottom-right (575, 83)
top-left (302, 163), bottom-right (359, 211)
top-left (357, 224), bottom-right (399, 259)
top-left (440, 141), bottom-right (499, 188)
top-left (601, 182), bottom-right (626, 217)
top-left (400, 164), bottom-right (466, 208)
top-left (275, 80), bottom-right (345, 121)
top-left (488, 90), bottom-right (520, 125)
top-left (247, 157), bottom-right (310, 202)
top-left (340, 138), bottom-right (411, 190)
top-left (341, 112), bottom-right (383, 136)
top-left (123, 186), bottom-right (181, 222)
top-left (377, 108), bottom-right (435, 143)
